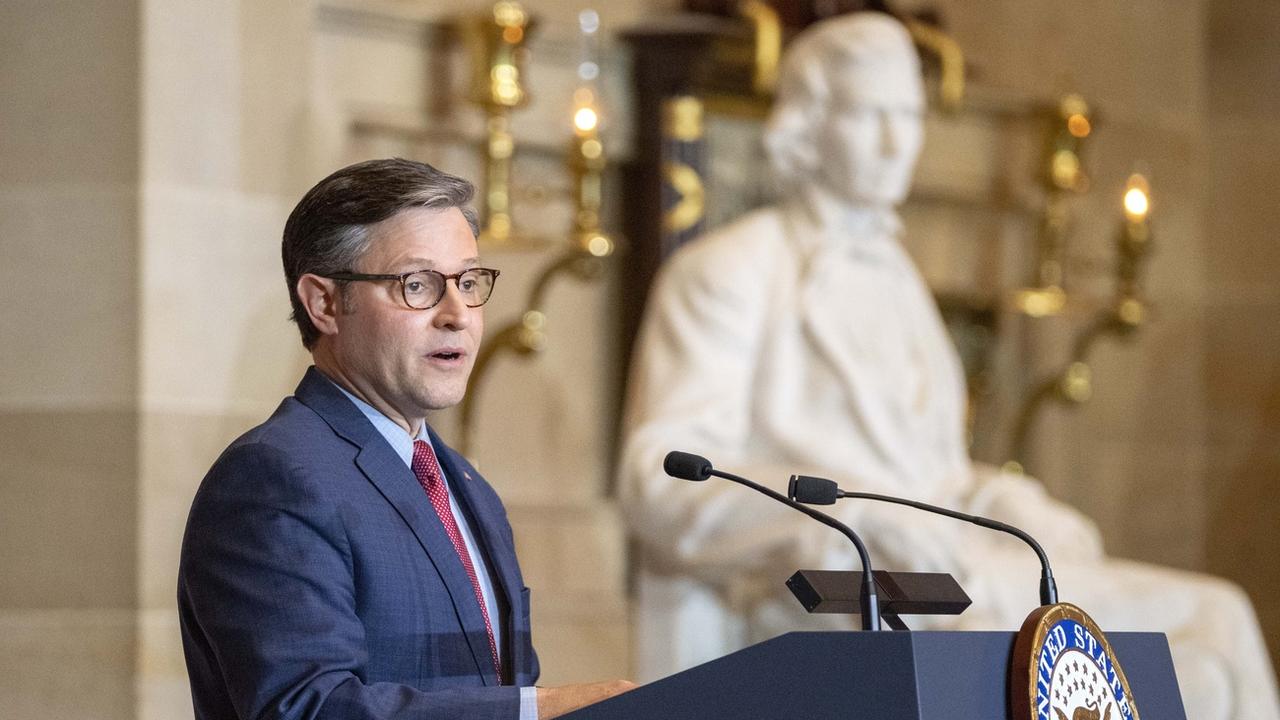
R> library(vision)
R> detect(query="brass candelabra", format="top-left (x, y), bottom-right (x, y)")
top-left (1013, 95), bottom-right (1094, 319)
top-left (1007, 170), bottom-right (1153, 470)
top-left (462, 1), bottom-right (535, 245)
top-left (904, 17), bottom-right (965, 112)
top-left (457, 6), bottom-right (616, 459)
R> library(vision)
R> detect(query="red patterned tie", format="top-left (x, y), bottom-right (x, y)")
top-left (411, 440), bottom-right (502, 680)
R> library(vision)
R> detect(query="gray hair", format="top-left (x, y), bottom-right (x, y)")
top-left (763, 12), bottom-right (921, 191)
top-left (282, 158), bottom-right (480, 349)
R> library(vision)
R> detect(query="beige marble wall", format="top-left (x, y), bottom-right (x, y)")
top-left (135, 2), bottom-right (315, 716)
top-left (901, 0), bottom-right (1214, 571)
top-left (912, 0), bottom-right (1279, 664)
top-left (0, 1), bottom-right (142, 718)
top-left (1203, 0), bottom-right (1280, 670)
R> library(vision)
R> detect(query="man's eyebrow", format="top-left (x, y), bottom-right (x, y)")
top-left (392, 257), bottom-right (482, 271)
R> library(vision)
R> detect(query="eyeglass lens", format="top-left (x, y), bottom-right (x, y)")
top-left (403, 269), bottom-right (496, 309)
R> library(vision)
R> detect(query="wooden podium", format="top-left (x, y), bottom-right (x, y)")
top-left (564, 631), bottom-right (1186, 719)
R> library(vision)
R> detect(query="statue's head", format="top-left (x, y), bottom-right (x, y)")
top-left (764, 12), bottom-right (925, 207)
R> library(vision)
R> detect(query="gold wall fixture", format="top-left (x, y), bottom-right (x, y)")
top-left (904, 17), bottom-right (965, 113)
top-left (460, 238), bottom-right (614, 456)
top-left (737, 0), bottom-right (782, 96)
top-left (462, 1), bottom-right (536, 245)
top-left (458, 233), bottom-right (616, 460)
top-left (1116, 174), bottom-right (1152, 325)
top-left (1006, 173), bottom-right (1154, 471)
top-left (570, 79), bottom-right (614, 259)
top-left (661, 96), bottom-right (707, 238)
top-left (691, 2), bottom-right (781, 117)
top-left (1012, 94), bottom-right (1094, 319)
top-left (458, 8), bottom-right (617, 460)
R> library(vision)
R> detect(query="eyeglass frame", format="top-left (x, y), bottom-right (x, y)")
top-left (321, 267), bottom-right (501, 310)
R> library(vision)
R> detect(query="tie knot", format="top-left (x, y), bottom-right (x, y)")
top-left (412, 439), bottom-right (442, 490)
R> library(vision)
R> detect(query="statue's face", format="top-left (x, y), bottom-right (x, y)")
top-left (813, 50), bottom-right (924, 207)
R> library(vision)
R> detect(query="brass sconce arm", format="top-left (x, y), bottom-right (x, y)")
top-left (1008, 207), bottom-right (1152, 470)
top-left (458, 245), bottom-right (614, 459)
top-left (1009, 308), bottom-right (1132, 466)
top-left (454, 3), bottom-right (618, 460)
top-left (737, 0), bottom-right (781, 95)
top-left (904, 18), bottom-right (965, 112)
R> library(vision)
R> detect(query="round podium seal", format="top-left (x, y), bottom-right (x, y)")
top-left (1012, 603), bottom-right (1140, 720)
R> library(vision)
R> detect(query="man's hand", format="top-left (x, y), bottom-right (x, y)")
top-left (536, 679), bottom-right (638, 719)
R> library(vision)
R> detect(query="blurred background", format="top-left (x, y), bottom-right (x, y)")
top-left (1, 0), bottom-right (1277, 717)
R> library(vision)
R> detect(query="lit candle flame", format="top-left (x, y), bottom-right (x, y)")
top-left (574, 107), bottom-right (598, 133)
top-left (1067, 113), bottom-right (1091, 138)
top-left (494, 1), bottom-right (525, 27)
top-left (1123, 174), bottom-right (1150, 223)
top-left (573, 13), bottom-right (600, 136)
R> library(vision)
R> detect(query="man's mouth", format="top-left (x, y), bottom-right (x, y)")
top-left (428, 348), bottom-right (466, 362)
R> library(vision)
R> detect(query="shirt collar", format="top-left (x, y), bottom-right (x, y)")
top-left (326, 377), bottom-right (429, 469)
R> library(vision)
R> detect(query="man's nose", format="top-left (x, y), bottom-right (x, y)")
top-left (432, 280), bottom-right (473, 329)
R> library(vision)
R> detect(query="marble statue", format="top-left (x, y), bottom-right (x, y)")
top-left (618, 12), bottom-right (1279, 720)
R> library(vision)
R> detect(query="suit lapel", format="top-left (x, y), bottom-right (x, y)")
top-left (293, 368), bottom-right (498, 685)
top-left (429, 427), bottom-right (525, 681)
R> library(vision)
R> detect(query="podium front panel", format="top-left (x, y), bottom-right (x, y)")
top-left (565, 631), bottom-right (1185, 719)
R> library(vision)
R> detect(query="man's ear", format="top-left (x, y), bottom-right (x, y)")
top-left (296, 274), bottom-right (343, 338)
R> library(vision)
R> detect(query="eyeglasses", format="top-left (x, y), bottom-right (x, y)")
top-left (323, 267), bottom-right (500, 310)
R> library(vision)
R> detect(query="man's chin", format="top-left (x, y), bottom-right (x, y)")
top-left (411, 364), bottom-right (473, 408)
top-left (415, 384), bottom-right (468, 413)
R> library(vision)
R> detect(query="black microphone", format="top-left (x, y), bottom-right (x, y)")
top-left (788, 475), bottom-right (1059, 606)
top-left (663, 451), bottom-right (882, 631)
top-left (663, 450), bottom-right (712, 482)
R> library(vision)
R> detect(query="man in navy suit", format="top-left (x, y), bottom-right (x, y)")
top-left (178, 158), bottom-right (633, 719)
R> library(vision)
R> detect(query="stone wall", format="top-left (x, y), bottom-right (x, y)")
top-left (1204, 0), bottom-right (1280, 672)
top-left (911, 0), bottom-right (1213, 570)
top-left (0, 2), bottom-right (141, 717)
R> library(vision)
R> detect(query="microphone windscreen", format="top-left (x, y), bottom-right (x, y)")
top-left (663, 451), bottom-right (712, 481)
top-left (789, 475), bottom-right (840, 505)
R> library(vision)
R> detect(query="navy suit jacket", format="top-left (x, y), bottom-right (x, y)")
top-left (178, 368), bottom-right (539, 719)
